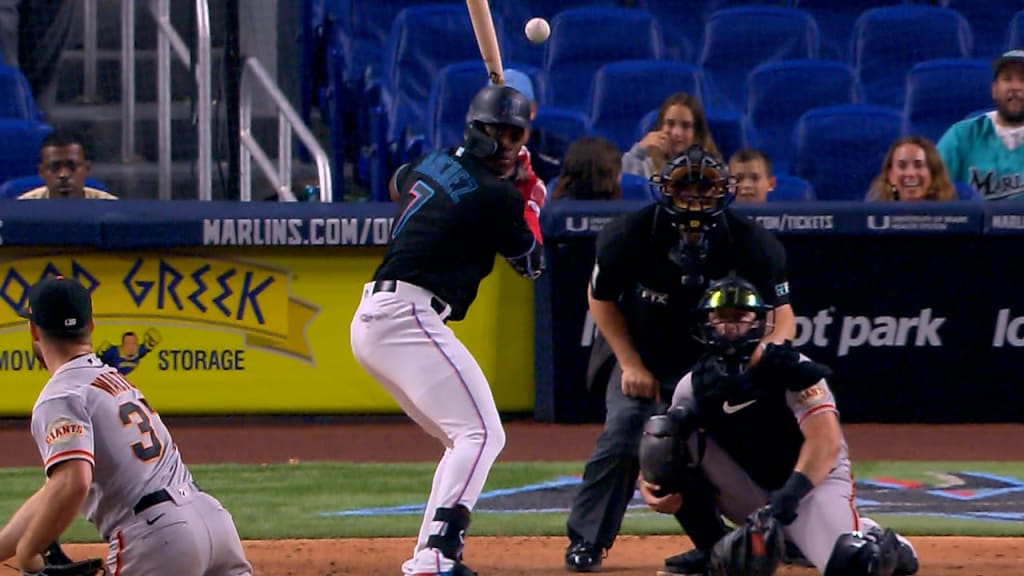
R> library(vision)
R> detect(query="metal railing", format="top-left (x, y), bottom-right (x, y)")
top-left (239, 57), bottom-right (333, 202)
top-left (119, 0), bottom-right (212, 200)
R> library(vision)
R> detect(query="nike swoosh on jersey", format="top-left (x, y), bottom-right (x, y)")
top-left (145, 513), bottom-right (165, 526)
top-left (722, 399), bottom-right (757, 414)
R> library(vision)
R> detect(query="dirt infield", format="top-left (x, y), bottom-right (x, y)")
top-left (3, 419), bottom-right (1022, 574)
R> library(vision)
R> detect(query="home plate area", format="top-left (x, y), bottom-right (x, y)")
top-left (330, 472), bottom-right (1024, 521)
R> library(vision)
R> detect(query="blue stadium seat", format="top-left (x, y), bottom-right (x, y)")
top-left (0, 120), bottom-right (52, 189)
top-left (0, 175), bottom-right (110, 199)
top-left (543, 7), bottom-right (663, 110)
top-left (792, 0), bottom-right (906, 61)
top-left (632, 0), bottom-right (775, 63)
top-left (0, 65), bottom-right (40, 120)
top-left (942, 0), bottom-right (1022, 61)
top-left (364, 5), bottom-right (506, 198)
top-left (589, 60), bottom-right (703, 153)
top-left (851, 5), bottom-right (973, 109)
top-left (698, 6), bottom-right (819, 114)
top-left (495, 0), bottom-right (617, 69)
top-left (621, 172), bottom-right (657, 202)
top-left (769, 174), bottom-right (816, 202)
top-left (955, 181), bottom-right (983, 201)
top-left (1010, 10), bottom-right (1024, 50)
top-left (746, 59), bottom-right (861, 174)
top-left (792, 104), bottom-right (904, 201)
top-left (903, 59), bottom-right (992, 143)
top-left (531, 107), bottom-right (591, 163)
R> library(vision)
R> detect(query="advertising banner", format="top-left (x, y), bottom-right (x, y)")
top-left (0, 249), bottom-right (536, 416)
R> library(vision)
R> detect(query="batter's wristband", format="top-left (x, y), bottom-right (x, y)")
top-left (780, 471), bottom-right (815, 502)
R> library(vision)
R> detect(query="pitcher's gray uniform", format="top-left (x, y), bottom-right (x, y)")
top-left (31, 356), bottom-right (252, 575)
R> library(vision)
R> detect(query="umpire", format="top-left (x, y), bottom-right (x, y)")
top-left (564, 145), bottom-right (796, 573)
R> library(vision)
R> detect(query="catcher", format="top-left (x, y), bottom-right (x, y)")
top-left (0, 276), bottom-right (251, 575)
top-left (638, 274), bottom-right (919, 576)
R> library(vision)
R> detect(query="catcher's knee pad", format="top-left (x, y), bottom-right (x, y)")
top-left (824, 532), bottom-right (898, 576)
top-left (426, 505), bottom-right (472, 561)
top-left (638, 405), bottom-right (699, 494)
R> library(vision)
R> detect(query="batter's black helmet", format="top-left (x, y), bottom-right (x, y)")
top-left (463, 85), bottom-right (531, 158)
top-left (696, 273), bottom-right (772, 370)
top-left (652, 144), bottom-right (734, 232)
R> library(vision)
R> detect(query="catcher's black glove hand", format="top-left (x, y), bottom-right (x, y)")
top-left (709, 505), bottom-right (785, 576)
top-left (25, 541), bottom-right (107, 576)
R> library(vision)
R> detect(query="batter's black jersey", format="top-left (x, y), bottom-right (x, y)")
top-left (671, 355), bottom-right (845, 491)
top-left (373, 148), bottom-right (538, 321)
top-left (590, 205), bottom-right (789, 382)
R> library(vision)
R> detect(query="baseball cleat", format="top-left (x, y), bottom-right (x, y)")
top-left (660, 547), bottom-right (710, 575)
top-left (565, 541), bottom-right (604, 572)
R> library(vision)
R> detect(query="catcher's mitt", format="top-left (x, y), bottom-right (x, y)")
top-left (24, 541), bottom-right (107, 576)
top-left (709, 506), bottom-right (785, 576)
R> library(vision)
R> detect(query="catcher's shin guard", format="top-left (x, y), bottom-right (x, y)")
top-left (672, 468), bottom-right (729, 551)
top-left (823, 531), bottom-right (898, 576)
top-left (427, 505), bottom-right (472, 561)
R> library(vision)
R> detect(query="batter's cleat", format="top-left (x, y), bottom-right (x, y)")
top-left (565, 541), bottom-right (603, 572)
top-left (659, 548), bottom-right (710, 576)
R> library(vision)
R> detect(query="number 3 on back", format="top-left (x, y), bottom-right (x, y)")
top-left (119, 400), bottom-right (164, 462)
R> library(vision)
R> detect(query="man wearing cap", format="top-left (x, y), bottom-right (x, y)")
top-left (0, 276), bottom-right (252, 575)
top-left (494, 69), bottom-right (548, 211)
top-left (937, 49), bottom-right (1024, 200)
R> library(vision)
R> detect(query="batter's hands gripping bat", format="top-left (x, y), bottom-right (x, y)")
top-left (466, 0), bottom-right (504, 85)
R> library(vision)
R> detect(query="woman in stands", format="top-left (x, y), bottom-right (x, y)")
top-left (552, 136), bottom-right (623, 201)
top-left (866, 136), bottom-right (956, 202)
top-left (622, 92), bottom-right (720, 179)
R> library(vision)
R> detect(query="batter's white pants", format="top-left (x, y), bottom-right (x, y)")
top-left (351, 281), bottom-right (506, 575)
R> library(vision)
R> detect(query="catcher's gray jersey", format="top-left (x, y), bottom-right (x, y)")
top-left (31, 353), bottom-right (251, 575)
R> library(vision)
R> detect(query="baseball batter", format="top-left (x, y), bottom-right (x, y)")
top-left (638, 275), bottom-right (919, 576)
top-left (0, 276), bottom-right (251, 575)
top-left (350, 84), bottom-right (544, 576)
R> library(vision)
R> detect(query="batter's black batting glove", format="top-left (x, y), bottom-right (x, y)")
top-left (767, 471), bottom-right (815, 525)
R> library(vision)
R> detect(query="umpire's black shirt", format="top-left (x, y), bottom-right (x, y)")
top-left (374, 148), bottom-right (536, 321)
top-left (590, 205), bottom-right (789, 383)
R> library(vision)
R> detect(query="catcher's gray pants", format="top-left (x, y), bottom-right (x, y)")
top-left (106, 483), bottom-right (252, 575)
top-left (684, 433), bottom-right (877, 572)
top-left (566, 362), bottom-right (677, 550)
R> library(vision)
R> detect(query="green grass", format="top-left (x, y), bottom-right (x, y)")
top-left (0, 461), bottom-right (1021, 542)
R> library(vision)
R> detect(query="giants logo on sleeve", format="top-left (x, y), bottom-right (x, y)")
top-left (44, 418), bottom-right (85, 445)
top-left (797, 385), bottom-right (825, 406)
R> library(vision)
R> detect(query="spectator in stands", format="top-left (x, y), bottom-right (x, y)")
top-left (18, 130), bottom-right (116, 199)
top-left (728, 148), bottom-right (776, 203)
top-left (937, 49), bottom-right (1024, 200)
top-left (0, 0), bottom-right (74, 115)
top-left (551, 136), bottom-right (622, 201)
top-left (622, 93), bottom-right (720, 180)
top-left (867, 136), bottom-right (956, 202)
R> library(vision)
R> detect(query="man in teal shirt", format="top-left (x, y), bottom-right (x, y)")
top-left (937, 49), bottom-right (1024, 200)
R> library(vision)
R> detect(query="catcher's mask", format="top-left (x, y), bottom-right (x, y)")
top-left (463, 84), bottom-right (531, 159)
top-left (651, 144), bottom-right (734, 233)
top-left (696, 273), bottom-right (773, 374)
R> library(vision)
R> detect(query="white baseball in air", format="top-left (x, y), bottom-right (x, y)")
top-left (525, 17), bottom-right (550, 45)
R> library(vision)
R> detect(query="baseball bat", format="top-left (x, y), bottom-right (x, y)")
top-left (466, 0), bottom-right (504, 85)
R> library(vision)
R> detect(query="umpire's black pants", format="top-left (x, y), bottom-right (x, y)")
top-left (565, 362), bottom-right (678, 550)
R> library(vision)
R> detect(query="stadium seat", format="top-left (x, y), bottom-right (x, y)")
top-left (531, 106), bottom-right (591, 163)
top-left (631, 0), bottom-right (777, 63)
top-left (621, 172), bottom-right (657, 202)
top-left (954, 181), bottom-right (983, 201)
top-left (1010, 10), bottom-right (1024, 50)
top-left (792, 0), bottom-right (906, 61)
top-left (634, 107), bottom-right (749, 163)
top-left (698, 6), bottom-right (819, 113)
top-left (851, 5), bottom-right (972, 109)
top-left (0, 65), bottom-right (40, 120)
top-left (746, 59), bottom-right (861, 174)
top-left (543, 7), bottom-right (663, 110)
top-left (0, 120), bottom-right (52, 189)
top-left (424, 61), bottom-right (545, 152)
top-left (495, 0), bottom-right (617, 69)
top-left (903, 59), bottom-right (992, 143)
top-left (588, 60), bottom-right (703, 153)
top-left (0, 175), bottom-right (110, 199)
top-left (769, 174), bottom-right (816, 202)
top-left (791, 104), bottom-right (904, 201)
top-left (364, 4), bottom-right (506, 199)
top-left (942, 0), bottom-right (1022, 61)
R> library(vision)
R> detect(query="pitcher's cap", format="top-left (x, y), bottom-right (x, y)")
top-left (17, 276), bottom-right (92, 333)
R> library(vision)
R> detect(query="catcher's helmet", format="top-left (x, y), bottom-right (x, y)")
top-left (696, 273), bottom-right (772, 370)
top-left (651, 144), bottom-right (734, 232)
top-left (463, 85), bottom-right (531, 158)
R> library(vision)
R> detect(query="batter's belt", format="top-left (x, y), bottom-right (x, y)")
top-left (369, 280), bottom-right (452, 322)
